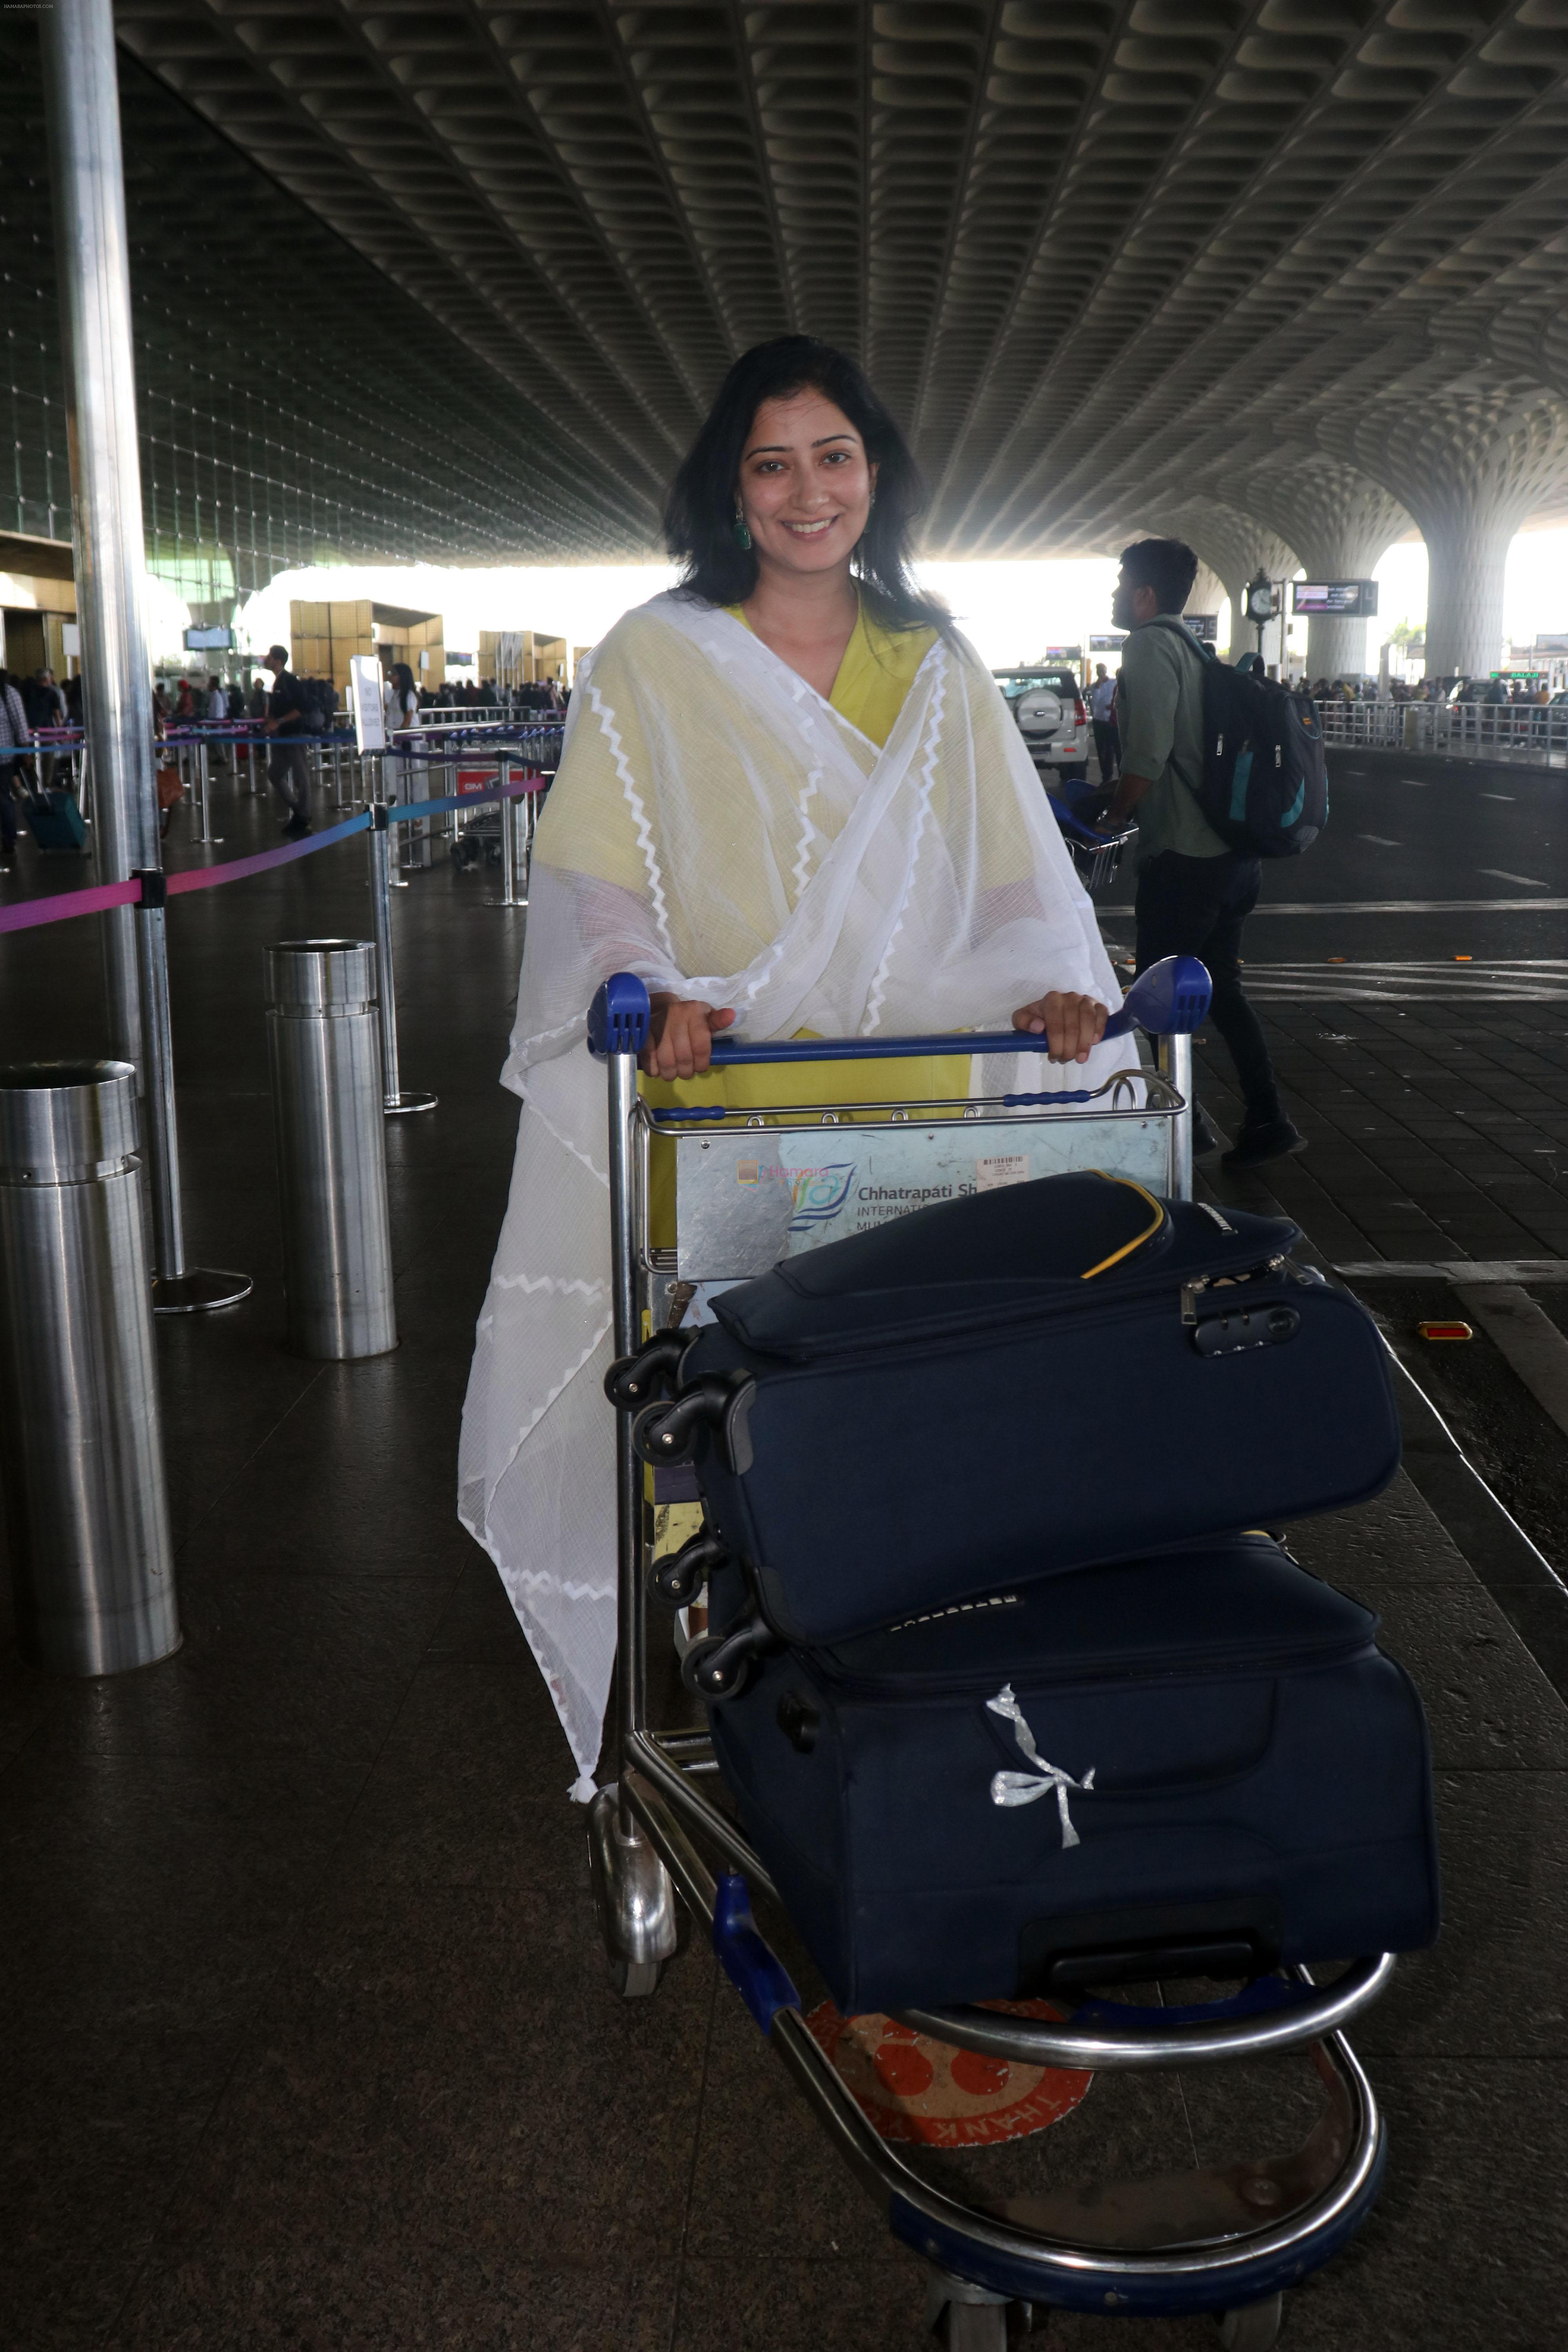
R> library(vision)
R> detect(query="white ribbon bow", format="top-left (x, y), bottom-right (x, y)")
top-left (986, 1683), bottom-right (1095, 1850)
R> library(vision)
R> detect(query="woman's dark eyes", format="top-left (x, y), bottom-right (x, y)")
top-left (751, 450), bottom-right (856, 474)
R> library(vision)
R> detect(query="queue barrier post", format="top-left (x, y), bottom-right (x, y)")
top-left (265, 940), bottom-right (398, 1360)
top-left (132, 870), bottom-right (253, 1314)
top-left (0, 1058), bottom-right (180, 1673)
top-left (367, 805), bottom-right (437, 1117)
top-left (193, 742), bottom-right (222, 846)
top-left (486, 755), bottom-right (526, 909)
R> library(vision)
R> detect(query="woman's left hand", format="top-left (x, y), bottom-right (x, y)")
top-left (1011, 991), bottom-right (1108, 1064)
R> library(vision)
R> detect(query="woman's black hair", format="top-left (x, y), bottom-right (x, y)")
top-left (390, 661), bottom-right (416, 698)
top-left (664, 336), bottom-right (948, 634)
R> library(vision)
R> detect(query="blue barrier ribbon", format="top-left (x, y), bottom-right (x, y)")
top-left (384, 776), bottom-right (553, 823)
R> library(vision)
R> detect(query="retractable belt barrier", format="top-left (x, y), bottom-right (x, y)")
top-left (0, 770), bottom-right (553, 940)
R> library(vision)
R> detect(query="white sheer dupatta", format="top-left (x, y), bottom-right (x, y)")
top-left (459, 592), bottom-right (1128, 1794)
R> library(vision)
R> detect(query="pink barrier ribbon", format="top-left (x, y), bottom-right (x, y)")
top-left (0, 771), bottom-right (545, 938)
top-left (0, 877), bottom-right (142, 937)
top-left (165, 812), bottom-right (370, 895)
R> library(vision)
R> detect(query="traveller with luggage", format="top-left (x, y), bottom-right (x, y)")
top-left (461, 334), bottom-right (1127, 1791)
top-left (1103, 539), bottom-right (1307, 1171)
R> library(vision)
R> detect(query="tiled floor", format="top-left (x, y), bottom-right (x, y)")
top-left (3, 779), bottom-right (1567, 2347)
top-left (1194, 999), bottom-right (1568, 1269)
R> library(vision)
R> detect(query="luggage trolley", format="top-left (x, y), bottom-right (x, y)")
top-left (585, 962), bottom-right (1392, 2350)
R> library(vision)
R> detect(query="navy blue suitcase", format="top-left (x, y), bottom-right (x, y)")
top-left (25, 786), bottom-right (88, 854)
top-left (706, 1535), bottom-right (1439, 2016)
top-left (630, 1173), bottom-right (1401, 1650)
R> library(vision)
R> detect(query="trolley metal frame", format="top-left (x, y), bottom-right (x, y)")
top-left (585, 965), bottom-right (1391, 2350)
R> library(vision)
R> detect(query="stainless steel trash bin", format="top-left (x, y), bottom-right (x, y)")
top-left (0, 1060), bottom-right (179, 1674)
top-left (265, 940), bottom-right (397, 1359)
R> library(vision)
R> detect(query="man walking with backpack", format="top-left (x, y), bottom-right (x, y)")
top-left (1102, 537), bottom-right (1305, 1170)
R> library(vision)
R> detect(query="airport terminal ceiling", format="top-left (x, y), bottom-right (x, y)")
top-left (7, 3), bottom-right (1568, 623)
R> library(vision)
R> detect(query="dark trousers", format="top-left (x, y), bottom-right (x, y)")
top-left (1134, 850), bottom-right (1281, 1129)
top-left (0, 772), bottom-right (16, 849)
top-left (1092, 719), bottom-right (1120, 782)
top-left (267, 737), bottom-right (309, 814)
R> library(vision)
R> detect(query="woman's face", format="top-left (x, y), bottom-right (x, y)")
top-left (736, 390), bottom-right (878, 583)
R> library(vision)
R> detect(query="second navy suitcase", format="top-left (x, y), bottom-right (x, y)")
top-left (624, 1172), bottom-right (1401, 1648)
top-left (706, 1535), bottom-right (1440, 2016)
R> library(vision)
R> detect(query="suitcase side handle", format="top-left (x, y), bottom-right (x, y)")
top-left (586, 957), bottom-right (1212, 1063)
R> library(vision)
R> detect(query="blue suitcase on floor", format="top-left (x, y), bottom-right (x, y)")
top-left (705, 1535), bottom-right (1440, 2016)
top-left (624, 1172), bottom-right (1401, 1650)
top-left (25, 786), bottom-right (88, 854)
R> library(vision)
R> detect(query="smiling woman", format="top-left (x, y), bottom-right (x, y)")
top-left (459, 336), bottom-right (1130, 1788)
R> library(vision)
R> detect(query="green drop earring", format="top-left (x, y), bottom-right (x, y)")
top-left (732, 502), bottom-right (753, 552)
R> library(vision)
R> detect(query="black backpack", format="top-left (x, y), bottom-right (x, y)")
top-left (1147, 619), bottom-right (1328, 858)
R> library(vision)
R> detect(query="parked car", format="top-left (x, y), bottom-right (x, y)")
top-left (992, 667), bottom-right (1090, 782)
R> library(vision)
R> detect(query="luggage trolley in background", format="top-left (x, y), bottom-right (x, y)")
top-left (585, 964), bottom-right (1393, 2352)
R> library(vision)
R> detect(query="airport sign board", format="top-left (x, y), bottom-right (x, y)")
top-left (1089, 633), bottom-right (1126, 652)
top-left (349, 652), bottom-right (386, 753)
top-left (183, 624), bottom-right (233, 650)
top-left (1291, 580), bottom-right (1379, 617)
top-left (1187, 614), bottom-right (1218, 643)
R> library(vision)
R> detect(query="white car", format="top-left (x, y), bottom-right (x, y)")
top-left (992, 667), bottom-right (1090, 781)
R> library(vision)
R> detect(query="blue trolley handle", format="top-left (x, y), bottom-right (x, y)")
top-left (586, 954), bottom-right (1211, 1064)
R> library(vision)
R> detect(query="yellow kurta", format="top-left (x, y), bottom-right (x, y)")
top-left (641, 601), bottom-right (965, 1169)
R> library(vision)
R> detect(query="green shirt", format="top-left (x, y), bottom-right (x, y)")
top-left (1118, 614), bottom-right (1229, 867)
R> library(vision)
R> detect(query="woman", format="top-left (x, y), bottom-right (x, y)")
top-left (382, 661), bottom-right (419, 801)
top-left (460, 337), bottom-right (1127, 1795)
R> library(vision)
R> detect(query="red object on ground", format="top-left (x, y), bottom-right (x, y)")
top-left (805, 1999), bottom-right (1092, 2148)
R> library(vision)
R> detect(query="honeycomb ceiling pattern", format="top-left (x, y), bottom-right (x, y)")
top-left (96, 0), bottom-right (1568, 594)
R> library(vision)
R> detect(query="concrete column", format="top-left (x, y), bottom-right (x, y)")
top-left (1341, 388), bottom-right (1568, 679)
top-left (40, 0), bottom-right (159, 1072)
top-left (1420, 497), bottom-right (1521, 680)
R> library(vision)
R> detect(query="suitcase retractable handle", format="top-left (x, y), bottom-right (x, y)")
top-left (586, 956), bottom-right (1212, 1062)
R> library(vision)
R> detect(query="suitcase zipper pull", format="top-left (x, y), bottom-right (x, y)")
top-left (1181, 1276), bottom-right (1210, 1327)
top-left (987, 1685), bottom-right (1094, 1850)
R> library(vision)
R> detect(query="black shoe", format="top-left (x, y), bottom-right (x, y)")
top-left (1221, 1116), bottom-right (1306, 1170)
top-left (1191, 1110), bottom-right (1222, 1158)
top-left (285, 814), bottom-right (313, 840)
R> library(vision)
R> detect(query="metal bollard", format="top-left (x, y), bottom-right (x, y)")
top-left (0, 1060), bottom-right (179, 1673)
top-left (265, 941), bottom-right (399, 1358)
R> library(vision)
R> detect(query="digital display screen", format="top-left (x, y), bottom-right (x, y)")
top-left (1291, 581), bottom-right (1378, 617)
top-left (183, 624), bottom-right (233, 650)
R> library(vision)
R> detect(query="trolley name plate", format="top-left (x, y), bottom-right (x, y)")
top-left (670, 1109), bottom-right (1173, 1281)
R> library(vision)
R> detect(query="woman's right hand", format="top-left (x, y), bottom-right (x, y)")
top-left (641, 995), bottom-right (737, 1080)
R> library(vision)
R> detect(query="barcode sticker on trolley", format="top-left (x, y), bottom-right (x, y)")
top-left (975, 1154), bottom-right (1030, 1192)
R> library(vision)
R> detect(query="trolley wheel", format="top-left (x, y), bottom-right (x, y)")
top-left (608, 1955), bottom-right (662, 2000)
top-left (1216, 2292), bottom-right (1283, 2350)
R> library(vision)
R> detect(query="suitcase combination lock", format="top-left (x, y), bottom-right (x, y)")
top-left (1191, 1304), bottom-right (1301, 1357)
